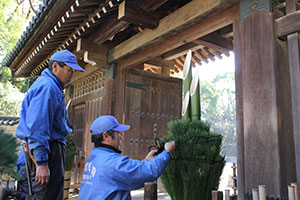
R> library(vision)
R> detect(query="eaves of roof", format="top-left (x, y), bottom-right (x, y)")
top-left (0, 116), bottom-right (20, 126)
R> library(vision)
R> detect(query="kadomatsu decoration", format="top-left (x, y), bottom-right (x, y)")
top-left (160, 50), bottom-right (225, 200)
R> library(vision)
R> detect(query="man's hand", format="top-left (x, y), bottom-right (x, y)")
top-left (35, 165), bottom-right (50, 186)
top-left (164, 141), bottom-right (175, 153)
top-left (145, 150), bottom-right (158, 161)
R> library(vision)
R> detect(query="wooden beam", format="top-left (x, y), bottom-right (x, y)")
top-left (118, 1), bottom-right (159, 29)
top-left (108, 0), bottom-right (237, 64)
top-left (276, 9), bottom-right (300, 37)
top-left (91, 18), bottom-right (128, 44)
top-left (116, 5), bottom-right (237, 70)
top-left (76, 38), bottom-right (108, 54)
top-left (74, 38), bottom-right (109, 68)
top-left (91, 0), bottom-right (167, 44)
top-left (144, 57), bottom-right (175, 68)
top-left (192, 32), bottom-right (233, 53)
top-left (161, 42), bottom-right (201, 60)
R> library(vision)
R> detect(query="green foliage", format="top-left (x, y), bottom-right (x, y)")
top-left (161, 119), bottom-right (225, 200)
top-left (65, 134), bottom-right (77, 171)
top-left (0, 130), bottom-right (20, 179)
top-left (0, 81), bottom-right (24, 116)
top-left (200, 72), bottom-right (236, 156)
top-left (0, 0), bottom-right (27, 60)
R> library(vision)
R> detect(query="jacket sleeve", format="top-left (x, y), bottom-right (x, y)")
top-left (113, 150), bottom-right (171, 190)
top-left (26, 86), bottom-right (58, 166)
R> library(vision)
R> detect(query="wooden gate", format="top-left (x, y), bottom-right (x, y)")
top-left (123, 68), bottom-right (182, 160)
top-left (275, 0), bottom-right (300, 191)
top-left (70, 69), bottom-right (105, 189)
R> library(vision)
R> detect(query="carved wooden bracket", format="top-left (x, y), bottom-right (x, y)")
top-left (118, 1), bottom-right (159, 29)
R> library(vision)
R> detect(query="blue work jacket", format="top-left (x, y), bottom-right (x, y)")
top-left (16, 147), bottom-right (25, 168)
top-left (78, 146), bottom-right (171, 200)
top-left (16, 69), bottom-right (72, 165)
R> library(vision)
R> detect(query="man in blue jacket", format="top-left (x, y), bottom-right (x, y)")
top-left (78, 115), bottom-right (175, 200)
top-left (15, 50), bottom-right (84, 200)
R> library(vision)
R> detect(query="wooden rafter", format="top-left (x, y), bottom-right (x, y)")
top-left (161, 43), bottom-right (201, 60)
top-left (108, 0), bottom-right (236, 64)
top-left (117, 5), bottom-right (237, 70)
top-left (194, 50), bottom-right (208, 64)
top-left (192, 32), bottom-right (233, 54)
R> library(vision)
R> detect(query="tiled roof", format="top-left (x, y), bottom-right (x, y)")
top-left (4, 0), bottom-right (56, 68)
top-left (0, 116), bottom-right (20, 126)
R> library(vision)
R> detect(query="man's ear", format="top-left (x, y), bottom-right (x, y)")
top-left (52, 62), bottom-right (58, 73)
top-left (103, 132), bottom-right (109, 139)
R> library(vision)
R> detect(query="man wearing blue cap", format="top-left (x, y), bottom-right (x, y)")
top-left (13, 50), bottom-right (85, 200)
top-left (78, 115), bottom-right (175, 200)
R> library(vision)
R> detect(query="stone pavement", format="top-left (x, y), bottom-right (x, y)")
top-left (131, 189), bottom-right (171, 200)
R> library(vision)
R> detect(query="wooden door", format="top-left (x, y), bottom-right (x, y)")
top-left (123, 68), bottom-right (182, 160)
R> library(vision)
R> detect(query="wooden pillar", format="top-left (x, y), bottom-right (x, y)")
top-left (234, 0), bottom-right (296, 198)
top-left (212, 191), bottom-right (223, 200)
top-left (286, 0), bottom-right (300, 195)
top-left (144, 182), bottom-right (157, 200)
top-left (233, 7), bottom-right (245, 200)
top-left (103, 63), bottom-right (118, 115)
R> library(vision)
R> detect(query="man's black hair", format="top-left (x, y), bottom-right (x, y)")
top-left (91, 130), bottom-right (115, 144)
top-left (48, 60), bottom-right (65, 71)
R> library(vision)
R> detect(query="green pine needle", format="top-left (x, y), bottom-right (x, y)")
top-left (160, 119), bottom-right (225, 200)
top-left (65, 134), bottom-right (77, 171)
top-left (0, 129), bottom-right (20, 179)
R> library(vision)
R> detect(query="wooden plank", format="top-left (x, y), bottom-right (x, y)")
top-left (286, 0), bottom-right (300, 194)
top-left (275, 9), bottom-right (300, 37)
top-left (118, 1), bottom-right (159, 29)
top-left (117, 5), bottom-right (237, 70)
top-left (108, 0), bottom-right (235, 64)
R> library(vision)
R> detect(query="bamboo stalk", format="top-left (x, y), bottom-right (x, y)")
top-left (190, 66), bottom-right (200, 120)
top-left (182, 50), bottom-right (192, 119)
top-left (225, 189), bottom-right (230, 200)
top-left (291, 183), bottom-right (299, 200)
top-left (258, 185), bottom-right (266, 200)
top-left (288, 185), bottom-right (295, 200)
top-left (252, 189), bottom-right (259, 200)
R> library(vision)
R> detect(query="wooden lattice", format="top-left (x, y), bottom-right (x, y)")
top-left (73, 70), bottom-right (105, 98)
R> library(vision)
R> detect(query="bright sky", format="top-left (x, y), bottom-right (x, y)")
top-left (198, 51), bottom-right (235, 81)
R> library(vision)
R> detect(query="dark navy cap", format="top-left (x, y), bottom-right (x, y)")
top-left (50, 50), bottom-right (84, 72)
top-left (91, 115), bottom-right (130, 135)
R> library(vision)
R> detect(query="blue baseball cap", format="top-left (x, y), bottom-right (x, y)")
top-left (50, 50), bottom-right (84, 72)
top-left (91, 115), bottom-right (130, 135)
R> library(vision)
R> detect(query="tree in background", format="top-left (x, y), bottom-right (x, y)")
top-left (0, 0), bottom-right (41, 116)
top-left (200, 72), bottom-right (236, 156)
